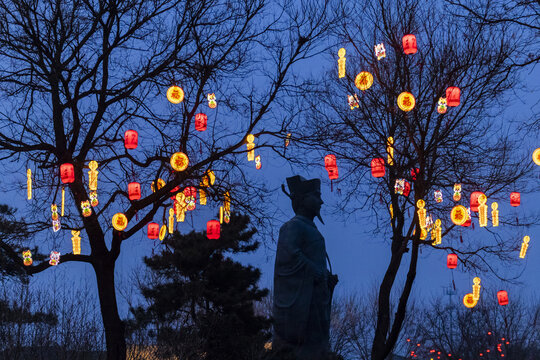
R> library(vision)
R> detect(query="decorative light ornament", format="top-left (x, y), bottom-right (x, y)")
top-left (60, 163), bottom-right (75, 184)
top-left (207, 93), bottom-right (217, 108)
top-left (168, 208), bottom-right (174, 233)
top-left (374, 43), bottom-right (386, 60)
top-left (451, 205), bottom-right (468, 226)
top-left (285, 133), bottom-right (291, 147)
top-left (223, 192), bottom-right (231, 224)
top-left (207, 220), bottom-right (221, 239)
top-left (170, 152), bottom-right (189, 171)
top-left (124, 130), bottom-right (138, 149)
top-left (432, 219), bottom-right (442, 245)
top-left (437, 97), bottom-right (447, 114)
top-left (463, 293), bottom-right (477, 308)
top-left (347, 94), bottom-right (359, 109)
top-left (81, 200), bottom-right (92, 217)
top-left (446, 87), bottom-right (460, 107)
top-left (324, 154), bottom-right (338, 180)
top-left (416, 199), bottom-right (426, 229)
top-left (478, 194), bottom-right (488, 227)
top-left (112, 213), bottom-right (128, 231)
top-left (246, 134), bottom-right (255, 161)
top-left (337, 48), bottom-right (346, 78)
top-left (128, 182), bottom-right (141, 200)
top-left (159, 225), bottom-right (167, 241)
top-left (491, 202), bottom-right (499, 227)
top-left (183, 186), bottom-right (197, 211)
top-left (497, 290), bottom-right (509, 306)
top-left (389, 204), bottom-right (393, 219)
top-left (88, 161), bottom-right (98, 191)
top-left (199, 188), bottom-right (207, 205)
top-left (397, 92), bottom-right (415, 112)
top-left (166, 85), bottom-right (184, 104)
top-left (447, 253), bottom-right (458, 269)
top-left (71, 230), bottom-right (81, 255)
top-left (519, 236), bottom-right (530, 258)
top-left (255, 155), bottom-right (262, 170)
top-left (27, 169), bottom-right (32, 200)
top-left (420, 227), bottom-right (428, 240)
top-left (175, 193), bottom-right (186, 222)
top-left (434, 190), bottom-right (443, 203)
top-left (387, 137), bottom-right (394, 166)
top-left (195, 113), bottom-right (208, 132)
top-left (462, 207), bottom-right (472, 227)
top-left (202, 170), bottom-right (216, 186)
top-left (472, 277), bottom-right (481, 301)
top-left (402, 34), bottom-right (417, 55)
top-left (453, 183), bottom-right (462, 201)
top-left (151, 179), bottom-right (165, 193)
top-left (49, 251), bottom-right (60, 266)
top-left (89, 191), bottom-right (98, 207)
top-left (533, 148), bottom-right (540, 165)
top-left (355, 72), bottom-right (373, 91)
top-left (51, 204), bottom-right (60, 232)
top-left (147, 222), bottom-right (159, 239)
top-left (470, 191), bottom-right (485, 212)
top-left (61, 187), bottom-right (65, 216)
top-left (371, 158), bottom-right (385, 178)
top-left (23, 250), bottom-right (32, 266)
top-left (510, 192), bottom-right (520, 207)
top-left (410, 168), bottom-right (420, 181)
top-left (394, 179), bottom-right (405, 195)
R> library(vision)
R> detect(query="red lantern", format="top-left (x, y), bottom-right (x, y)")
top-left (128, 182), bottom-right (141, 200)
top-left (147, 222), bottom-right (159, 239)
top-left (410, 168), bottom-right (420, 181)
top-left (497, 290), bottom-right (509, 306)
top-left (124, 130), bottom-right (138, 149)
top-left (462, 215), bottom-right (471, 227)
top-left (510, 192), bottom-right (520, 207)
top-left (195, 113), bottom-right (208, 132)
top-left (446, 87), bottom-right (460, 107)
top-left (170, 186), bottom-right (180, 200)
top-left (371, 158), bottom-right (385, 178)
top-left (324, 154), bottom-right (338, 180)
top-left (402, 34), bottom-right (417, 55)
top-left (207, 220), bottom-right (220, 239)
top-left (60, 163), bottom-right (75, 184)
top-left (470, 191), bottom-right (485, 212)
top-left (447, 253), bottom-right (458, 269)
top-left (403, 181), bottom-right (411, 197)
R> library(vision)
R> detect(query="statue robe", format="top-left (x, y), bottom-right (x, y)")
top-left (273, 215), bottom-right (331, 359)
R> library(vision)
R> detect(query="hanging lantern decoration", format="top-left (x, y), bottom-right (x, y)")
top-left (174, 196), bottom-right (186, 222)
top-left (195, 113), bottom-right (208, 132)
top-left (207, 219), bottom-right (221, 239)
top-left (124, 130), bottom-right (138, 149)
top-left (159, 225), bottom-right (167, 241)
top-left (112, 213), bottom-right (128, 231)
top-left (184, 186), bottom-right (197, 211)
top-left (371, 158), bottom-right (385, 178)
top-left (60, 163), bottom-right (75, 184)
top-left (462, 207), bottom-right (472, 227)
top-left (169, 185), bottom-right (180, 200)
top-left (285, 133), bottom-right (291, 147)
top-left (166, 85), bottom-right (184, 104)
top-left (497, 290), bottom-right (509, 306)
top-left (416, 199), bottom-right (426, 229)
top-left (491, 202), bottom-right (499, 227)
top-left (324, 154), bottom-right (339, 180)
top-left (207, 93), bottom-right (217, 108)
top-left (478, 194), bottom-right (488, 227)
top-left (451, 205), bottom-right (468, 226)
top-left (510, 192), bottom-right (520, 207)
top-left (347, 94), bottom-right (360, 109)
top-left (397, 92), bottom-right (415, 112)
top-left (199, 188), bottom-right (207, 205)
top-left (49, 251), bottom-right (61, 266)
top-left (128, 182), bottom-right (141, 200)
top-left (71, 230), bottom-right (81, 255)
top-left (22, 250), bottom-right (32, 266)
top-left (434, 190), bottom-right (443, 203)
top-left (255, 155), bottom-right (262, 170)
top-left (170, 152), bottom-right (189, 171)
top-left (519, 235), bottom-right (530, 259)
top-left (88, 161), bottom-right (98, 191)
top-left (470, 191), bottom-right (485, 212)
top-left (472, 277), bottom-right (481, 301)
top-left (168, 208), bottom-right (174, 233)
top-left (389, 204), bottom-right (393, 219)
top-left (374, 43), bottom-right (386, 60)
top-left (151, 178), bottom-right (165, 193)
top-left (81, 200), bottom-right (92, 217)
top-left (61, 187), bottom-right (65, 216)
top-left (337, 48), bottom-right (346, 78)
top-left (432, 219), bottom-right (442, 245)
top-left (420, 227), bottom-right (428, 240)
top-left (394, 179), bottom-right (405, 195)
top-left (403, 181), bottom-right (411, 197)
top-left (89, 191), bottom-right (98, 207)
top-left (223, 192), bottom-right (231, 224)
top-left (27, 169), bottom-right (32, 200)
top-left (147, 222), bottom-right (159, 239)
top-left (355, 71), bottom-right (373, 91)
top-left (446, 87), bottom-right (460, 107)
top-left (533, 148), bottom-right (540, 166)
top-left (410, 168), bottom-right (420, 181)
top-left (51, 204), bottom-right (60, 232)
top-left (453, 183), bottom-right (462, 201)
top-left (437, 97), bottom-right (447, 114)
top-left (447, 253), bottom-right (458, 269)
top-left (402, 34), bottom-right (417, 55)
top-left (387, 137), bottom-right (394, 166)
top-left (463, 293), bottom-right (477, 308)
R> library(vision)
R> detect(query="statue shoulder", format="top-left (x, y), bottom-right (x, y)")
top-left (280, 216), bottom-right (310, 234)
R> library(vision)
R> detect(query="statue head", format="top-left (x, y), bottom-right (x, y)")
top-left (284, 175), bottom-right (324, 224)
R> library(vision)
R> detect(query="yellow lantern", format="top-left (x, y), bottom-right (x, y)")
top-left (170, 152), bottom-right (189, 171)
top-left (223, 192), bottom-right (231, 224)
top-left (285, 133), bottom-right (291, 147)
top-left (416, 199), bottom-right (426, 229)
top-left (71, 230), bottom-right (81, 255)
top-left (420, 227), bottom-right (428, 240)
top-left (397, 92), bottom-right (415, 112)
top-left (338, 48), bottom-right (346, 78)
top-left (387, 137), bottom-right (394, 166)
top-left (478, 194), bottom-right (487, 227)
top-left (27, 169), bottom-right (32, 200)
top-left (199, 188), bottom-right (207, 205)
top-left (389, 204), bottom-right (393, 219)
top-left (22, 250), bottom-right (32, 266)
top-left (453, 183), bottom-right (462, 201)
top-left (151, 178), bottom-right (166, 192)
top-left (491, 202), bottom-right (499, 227)
top-left (532, 148), bottom-right (540, 166)
top-left (432, 219), bottom-right (442, 245)
top-left (520, 235), bottom-right (530, 258)
top-left (255, 155), bottom-right (262, 170)
top-left (451, 205), bottom-right (468, 226)
top-left (168, 208), bottom-right (174, 233)
top-left (112, 213), bottom-right (128, 231)
top-left (472, 277), bottom-right (481, 301)
top-left (88, 161), bottom-right (98, 191)
top-left (166, 85), bottom-right (184, 104)
top-left (463, 293), bottom-right (477, 308)
top-left (355, 71), bottom-right (373, 91)
top-left (159, 225), bottom-right (167, 241)
top-left (207, 93), bottom-right (217, 108)
top-left (246, 134), bottom-right (255, 161)
top-left (61, 187), bottom-right (65, 216)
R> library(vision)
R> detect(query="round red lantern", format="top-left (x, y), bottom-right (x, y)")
top-left (447, 253), bottom-right (458, 269)
top-left (147, 222), bottom-right (159, 239)
top-left (410, 168), bottom-right (420, 181)
top-left (324, 154), bottom-right (338, 180)
top-left (510, 192), bottom-right (520, 207)
top-left (402, 34), bottom-right (417, 55)
top-left (470, 191), bottom-right (485, 212)
top-left (497, 290), bottom-right (509, 306)
top-left (124, 130), bottom-right (138, 149)
top-left (371, 158), bottom-right (385, 178)
top-left (195, 113), bottom-right (208, 132)
top-left (207, 220), bottom-right (220, 240)
top-left (128, 182), bottom-right (141, 200)
top-left (60, 163), bottom-right (75, 184)
top-left (446, 87), bottom-right (460, 107)
top-left (403, 181), bottom-right (411, 197)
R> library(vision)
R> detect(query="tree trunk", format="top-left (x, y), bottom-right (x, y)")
top-left (93, 256), bottom-right (126, 360)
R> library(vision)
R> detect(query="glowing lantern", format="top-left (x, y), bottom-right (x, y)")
top-left (453, 183), bottom-right (462, 201)
top-left (434, 190), bottom-right (443, 203)
top-left (60, 163), bottom-right (75, 184)
top-left (223, 192), bottom-right (231, 224)
top-left (159, 225), bottom-right (167, 241)
top-left (89, 191), bottom-right (98, 207)
top-left (124, 130), bottom-right (138, 149)
top-left (432, 219), bottom-right (442, 245)
top-left (195, 113), bottom-right (208, 131)
top-left (207, 93), bottom-right (217, 108)
top-left (169, 185), bottom-right (180, 200)
top-left (112, 213), bottom-right (128, 231)
top-left (337, 48), bottom-right (346, 78)
top-left (437, 97), bottom-right (447, 114)
top-left (355, 71), bottom-right (373, 91)
top-left (478, 194), bottom-right (488, 227)
top-left (397, 92), bottom-right (415, 112)
top-left (127, 182), bottom-right (141, 200)
top-left (168, 209), bottom-right (174, 233)
top-left (246, 134), bottom-right (255, 161)
top-left (170, 152), bottom-right (189, 171)
top-left (403, 181), bottom-right (411, 197)
top-left (472, 277), bottom-right (481, 301)
top-left (374, 43), bottom-right (386, 60)
top-left (81, 200), bottom-right (92, 217)
top-left (71, 230), bottom-right (81, 255)
top-left (533, 148), bottom-right (540, 165)
top-left (23, 250), bottom-right (32, 266)
top-left (61, 187), bottom-right (65, 216)
top-left (371, 158), bottom-right (385, 177)
top-left (348, 94), bottom-right (359, 109)
top-left (255, 155), bottom-right (262, 170)
top-left (88, 161), bottom-right (98, 191)
top-left (184, 186), bottom-right (197, 211)
top-left (285, 133), bottom-right (291, 147)
top-left (417, 199), bottom-right (426, 229)
top-left (49, 251), bottom-right (60, 266)
top-left (520, 235), bottom-right (530, 258)
top-left (491, 202), bottom-right (499, 227)
top-left (395, 179), bottom-right (405, 195)
top-left (462, 208), bottom-right (472, 227)
top-left (497, 290), bottom-right (509, 306)
top-left (166, 85), bottom-right (184, 104)
top-left (451, 205), bottom-right (468, 226)
top-left (470, 191), bottom-right (485, 212)
top-left (151, 178), bottom-right (165, 192)
top-left (27, 169), bottom-right (32, 200)
top-left (447, 253), bottom-right (458, 269)
top-left (510, 192), bottom-right (520, 207)
top-left (387, 137), bottom-right (394, 165)
top-left (207, 219), bottom-right (221, 239)
top-left (147, 222), bottom-right (159, 239)
top-left (463, 293), bottom-right (477, 308)
top-left (325, 154), bottom-right (338, 180)
top-left (402, 34), bottom-right (417, 54)
top-left (446, 87), bottom-right (460, 107)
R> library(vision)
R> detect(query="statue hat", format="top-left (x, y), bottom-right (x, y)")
top-left (285, 175), bottom-right (320, 197)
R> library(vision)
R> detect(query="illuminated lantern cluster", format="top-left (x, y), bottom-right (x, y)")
top-left (324, 154), bottom-right (339, 180)
top-left (437, 97), bottom-right (447, 114)
top-left (447, 253), bottom-right (458, 269)
top-left (394, 179), bottom-right (410, 197)
top-left (374, 43), bottom-right (386, 60)
top-left (124, 130), bottom-right (138, 149)
top-left (49, 251), bottom-right (60, 266)
top-left (195, 113), bottom-right (208, 131)
top-left (71, 230), bottom-right (81, 255)
top-left (183, 186), bottom-right (197, 211)
top-left (207, 219), bottom-right (221, 239)
top-left (397, 92), bottom-right (415, 112)
top-left (348, 94), bottom-right (359, 110)
top-left (497, 290), bottom-right (509, 306)
top-left (337, 48), bottom-right (346, 78)
top-left (207, 93), bottom-right (217, 108)
top-left (112, 213), bottom-right (128, 231)
top-left (81, 200), bottom-right (92, 217)
top-left (22, 250), bottom-right (32, 266)
top-left (470, 191), bottom-right (485, 212)
top-left (510, 192), bottom-right (520, 207)
top-left (60, 163), bottom-right (75, 184)
top-left (167, 85), bottom-right (184, 104)
top-left (446, 87), bottom-right (460, 107)
top-left (478, 194), bottom-right (488, 227)
top-left (355, 71), bottom-right (373, 91)
top-left (520, 235), bottom-right (530, 259)
top-left (147, 222), bottom-right (159, 239)
top-left (491, 202), bottom-right (499, 227)
top-left (51, 204), bottom-right (60, 232)
top-left (371, 158), bottom-right (385, 177)
top-left (128, 182), bottom-right (141, 200)
top-left (402, 34), bottom-right (417, 55)
top-left (246, 134), bottom-right (255, 161)
top-left (170, 152), bottom-right (189, 171)
top-left (453, 183), bottom-right (461, 201)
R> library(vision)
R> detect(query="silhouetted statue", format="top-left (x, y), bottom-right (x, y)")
top-left (273, 175), bottom-right (338, 360)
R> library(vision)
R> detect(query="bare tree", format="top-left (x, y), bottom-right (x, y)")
top-left (0, 0), bottom-right (338, 358)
